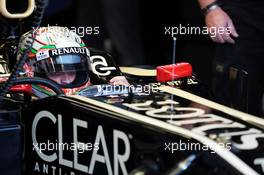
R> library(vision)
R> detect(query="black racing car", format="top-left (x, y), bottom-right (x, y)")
top-left (0, 1), bottom-right (263, 175)
top-left (1, 50), bottom-right (263, 175)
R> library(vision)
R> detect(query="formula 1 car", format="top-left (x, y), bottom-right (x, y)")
top-left (0, 1), bottom-right (264, 175)
top-left (1, 53), bottom-right (264, 175)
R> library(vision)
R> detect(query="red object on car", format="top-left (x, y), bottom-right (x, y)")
top-left (156, 62), bottom-right (193, 82)
top-left (10, 84), bottom-right (32, 94)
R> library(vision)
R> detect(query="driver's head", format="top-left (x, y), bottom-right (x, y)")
top-left (19, 26), bottom-right (90, 89)
top-left (47, 71), bottom-right (76, 86)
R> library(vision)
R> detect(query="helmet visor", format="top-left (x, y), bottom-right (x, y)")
top-left (34, 54), bottom-right (89, 88)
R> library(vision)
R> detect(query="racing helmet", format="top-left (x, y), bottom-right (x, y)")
top-left (18, 26), bottom-right (90, 91)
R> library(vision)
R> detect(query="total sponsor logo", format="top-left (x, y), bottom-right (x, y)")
top-left (32, 111), bottom-right (131, 175)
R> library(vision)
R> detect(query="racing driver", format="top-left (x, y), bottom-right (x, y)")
top-left (18, 26), bottom-right (129, 96)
